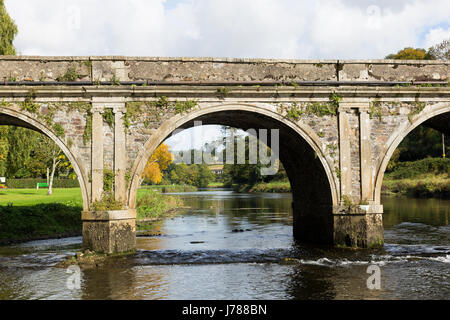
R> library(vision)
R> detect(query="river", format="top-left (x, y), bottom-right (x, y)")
top-left (0, 189), bottom-right (448, 300)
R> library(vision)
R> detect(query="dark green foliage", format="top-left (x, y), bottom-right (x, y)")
top-left (385, 158), bottom-right (449, 180)
top-left (103, 109), bottom-right (115, 128)
top-left (103, 168), bottom-right (115, 193)
top-left (195, 164), bottom-right (215, 188)
top-left (5, 178), bottom-right (79, 189)
top-left (56, 66), bottom-right (80, 82)
top-left (52, 123), bottom-right (65, 138)
top-left (158, 163), bottom-right (215, 188)
top-left (406, 181), bottom-right (449, 198)
top-left (92, 193), bottom-right (123, 211)
top-left (217, 87), bottom-right (230, 99)
top-left (0, 0), bottom-right (18, 55)
top-left (0, 203), bottom-right (82, 241)
top-left (174, 100), bottom-right (198, 114)
top-left (395, 126), bottom-right (448, 163)
top-left (4, 127), bottom-right (40, 178)
top-left (136, 190), bottom-right (183, 220)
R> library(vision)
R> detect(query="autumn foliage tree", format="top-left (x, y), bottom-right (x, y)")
top-left (385, 47), bottom-right (431, 60)
top-left (143, 143), bottom-right (173, 184)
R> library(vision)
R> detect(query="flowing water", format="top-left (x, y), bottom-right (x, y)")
top-left (0, 189), bottom-right (448, 300)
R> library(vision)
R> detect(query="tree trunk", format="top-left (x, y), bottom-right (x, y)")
top-left (48, 159), bottom-right (57, 195)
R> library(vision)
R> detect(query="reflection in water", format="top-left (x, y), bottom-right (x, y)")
top-left (0, 190), bottom-right (448, 300)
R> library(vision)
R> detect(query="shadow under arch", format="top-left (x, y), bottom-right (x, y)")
top-left (374, 103), bottom-right (450, 204)
top-left (128, 103), bottom-right (340, 244)
top-left (0, 108), bottom-right (90, 211)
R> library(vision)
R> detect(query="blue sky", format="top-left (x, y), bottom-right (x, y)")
top-left (4, 0), bottom-right (449, 150)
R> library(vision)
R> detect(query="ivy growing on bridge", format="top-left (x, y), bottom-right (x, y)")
top-left (278, 93), bottom-right (342, 121)
top-left (124, 96), bottom-right (198, 130)
top-left (408, 102), bottom-right (426, 123)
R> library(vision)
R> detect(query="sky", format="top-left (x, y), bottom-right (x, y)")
top-left (4, 0), bottom-right (449, 150)
top-left (5, 0), bottom-right (449, 59)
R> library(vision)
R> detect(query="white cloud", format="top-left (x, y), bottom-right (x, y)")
top-left (4, 0), bottom-right (450, 58)
top-left (423, 27), bottom-right (450, 49)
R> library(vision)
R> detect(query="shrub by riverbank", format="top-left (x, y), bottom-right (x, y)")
top-left (382, 174), bottom-right (449, 198)
top-left (382, 158), bottom-right (450, 198)
top-left (140, 184), bottom-right (197, 193)
top-left (136, 189), bottom-right (185, 220)
top-left (233, 180), bottom-right (291, 193)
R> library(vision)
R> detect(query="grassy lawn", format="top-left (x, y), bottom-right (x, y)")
top-left (0, 187), bottom-right (184, 207)
top-left (0, 187), bottom-right (186, 242)
top-left (0, 188), bottom-right (82, 206)
top-left (0, 188), bottom-right (83, 242)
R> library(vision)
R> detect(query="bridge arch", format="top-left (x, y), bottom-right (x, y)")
top-left (128, 103), bottom-right (340, 244)
top-left (374, 103), bottom-right (450, 203)
top-left (0, 107), bottom-right (90, 211)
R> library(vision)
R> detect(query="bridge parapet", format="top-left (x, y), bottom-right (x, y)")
top-left (0, 56), bottom-right (447, 84)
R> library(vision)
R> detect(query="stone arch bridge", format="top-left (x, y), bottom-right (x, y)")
top-left (0, 56), bottom-right (448, 253)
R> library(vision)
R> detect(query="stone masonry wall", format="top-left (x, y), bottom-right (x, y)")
top-left (0, 56), bottom-right (447, 83)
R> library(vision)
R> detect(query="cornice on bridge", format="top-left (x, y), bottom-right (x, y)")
top-left (0, 85), bottom-right (448, 105)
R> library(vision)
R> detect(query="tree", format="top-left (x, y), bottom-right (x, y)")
top-left (143, 143), bottom-right (173, 184)
top-left (384, 41), bottom-right (449, 168)
top-left (385, 47), bottom-right (431, 60)
top-left (29, 135), bottom-right (72, 195)
top-left (427, 38), bottom-right (449, 60)
top-left (5, 127), bottom-right (40, 178)
top-left (0, 127), bottom-right (9, 176)
top-left (194, 164), bottom-right (215, 188)
top-left (0, 0), bottom-right (18, 55)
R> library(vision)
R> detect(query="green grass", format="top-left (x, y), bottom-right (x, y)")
top-left (0, 187), bottom-right (186, 242)
top-left (0, 188), bottom-right (82, 206)
top-left (207, 182), bottom-right (225, 188)
top-left (0, 188), bottom-right (83, 242)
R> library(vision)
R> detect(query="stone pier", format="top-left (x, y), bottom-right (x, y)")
top-left (82, 210), bottom-right (136, 254)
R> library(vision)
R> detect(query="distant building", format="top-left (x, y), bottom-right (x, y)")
top-left (208, 164), bottom-right (224, 175)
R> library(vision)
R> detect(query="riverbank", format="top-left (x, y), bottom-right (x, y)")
top-left (231, 181), bottom-right (291, 193)
top-left (381, 158), bottom-right (449, 198)
top-left (140, 184), bottom-right (197, 193)
top-left (0, 203), bottom-right (82, 244)
top-left (382, 174), bottom-right (449, 198)
top-left (0, 187), bottom-right (188, 244)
